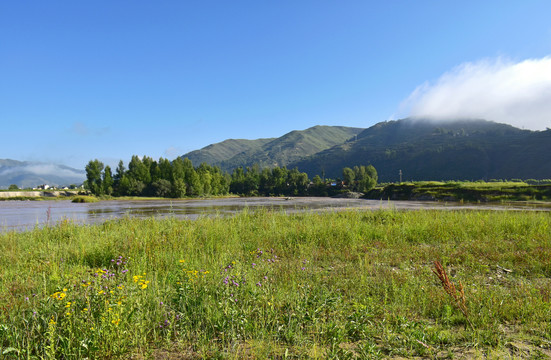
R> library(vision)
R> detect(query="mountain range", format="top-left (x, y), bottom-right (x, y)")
top-left (182, 125), bottom-right (364, 172)
top-left (4, 119), bottom-right (549, 188)
top-left (181, 119), bottom-right (551, 182)
top-left (0, 159), bottom-right (85, 189)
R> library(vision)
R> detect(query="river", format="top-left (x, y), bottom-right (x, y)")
top-left (1, 197), bottom-right (550, 232)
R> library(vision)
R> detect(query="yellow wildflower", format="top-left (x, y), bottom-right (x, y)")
top-left (51, 291), bottom-right (67, 300)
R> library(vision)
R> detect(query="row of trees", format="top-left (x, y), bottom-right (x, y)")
top-left (85, 156), bottom-right (378, 198)
top-left (85, 156), bottom-right (230, 197)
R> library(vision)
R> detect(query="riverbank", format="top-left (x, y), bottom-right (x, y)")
top-left (0, 190), bottom-right (79, 200)
top-left (3, 196), bottom-right (550, 233)
top-left (1, 210), bottom-right (550, 358)
top-left (366, 181), bottom-right (551, 202)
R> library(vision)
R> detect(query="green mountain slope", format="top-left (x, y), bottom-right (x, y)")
top-left (181, 125), bottom-right (365, 172)
top-left (289, 119), bottom-right (551, 181)
top-left (183, 138), bottom-right (275, 166)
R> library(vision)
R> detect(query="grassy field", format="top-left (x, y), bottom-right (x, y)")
top-left (368, 181), bottom-right (551, 202)
top-left (1, 209), bottom-right (550, 359)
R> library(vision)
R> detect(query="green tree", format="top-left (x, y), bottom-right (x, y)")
top-left (197, 163), bottom-right (213, 195)
top-left (259, 168), bottom-right (274, 195)
top-left (287, 167), bottom-right (309, 196)
top-left (342, 167), bottom-right (355, 188)
top-left (150, 179), bottom-right (172, 197)
top-left (113, 160), bottom-right (126, 195)
top-left (172, 178), bottom-right (187, 198)
top-left (244, 165), bottom-right (260, 195)
top-left (102, 165), bottom-right (114, 196)
top-left (309, 175), bottom-right (327, 196)
top-left (230, 167), bottom-right (246, 194)
top-left (117, 175), bottom-right (131, 196)
top-left (127, 178), bottom-right (145, 196)
top-left (128, 155), bottom-right (150, 192)
top-left (272, 167), bottom-right (289, 196)
top-left (158, 158), bottom-right (173, 182)
top-left (85, 159), bottom-right (104, 196)
top-left (188, 169), bottom-right (203, 196)
top-left (8, 184), bottom-right (19, 191)
top-left (353, 165), bottom-right (378, 192)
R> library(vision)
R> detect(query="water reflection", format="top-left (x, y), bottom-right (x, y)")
top-left (1, 197), bottom-right (549, 232)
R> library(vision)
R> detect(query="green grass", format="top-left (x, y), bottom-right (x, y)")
top-left (1, 210), bottom-right (550, 359)
top-left (370, 181), bottom-right (551, 202)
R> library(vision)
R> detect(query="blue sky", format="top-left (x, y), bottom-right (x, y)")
top-left (1, 1), bottom-right (551, 169)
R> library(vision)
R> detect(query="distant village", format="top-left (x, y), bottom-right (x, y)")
top-left (32, 184), bottom-right (84, 190)
top-left (0, 184), bottom-right (85, 191)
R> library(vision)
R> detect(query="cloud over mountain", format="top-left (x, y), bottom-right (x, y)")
top-left (0, 160), bottom-right (85, 188)
top-left (400, 56), bottom-right (551, 130)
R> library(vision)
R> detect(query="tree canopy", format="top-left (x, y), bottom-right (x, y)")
top-left (85, 156), bottom-right (377, 198)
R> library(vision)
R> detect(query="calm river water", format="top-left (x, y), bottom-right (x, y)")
top-left (1, 197), bottom-right (549, 232)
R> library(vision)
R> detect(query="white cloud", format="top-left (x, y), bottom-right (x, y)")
top-left (0, 164), bottom-right (84, 178)
top-left (399, 56), bottom-right (551, 130)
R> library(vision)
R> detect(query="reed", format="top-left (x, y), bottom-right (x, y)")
top-left (432, 260), bottom-right (474, 330)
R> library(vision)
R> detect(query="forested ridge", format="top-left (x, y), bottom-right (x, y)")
top-left (182, 119), bottom-right (551, 182)
top-left (181, 125), bottom-right (364, 172)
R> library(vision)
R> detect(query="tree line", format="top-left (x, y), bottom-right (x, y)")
top-left (85, 156), bottom-right (378, 198)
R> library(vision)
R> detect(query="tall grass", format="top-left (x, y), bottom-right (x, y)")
top-left (1, 209), bottom-right (550, 358)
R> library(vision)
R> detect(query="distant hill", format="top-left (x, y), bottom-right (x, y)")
top-left (0, 159), bottom-right (86, 189)
top-left (179, 119), bottom-right (550, 182)
top-left (289, 119), bottom-right (551, 181)
top-left (181, 125), bottom-right (365, 172)
top-left (183, 138), bottom-right (275, 167)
